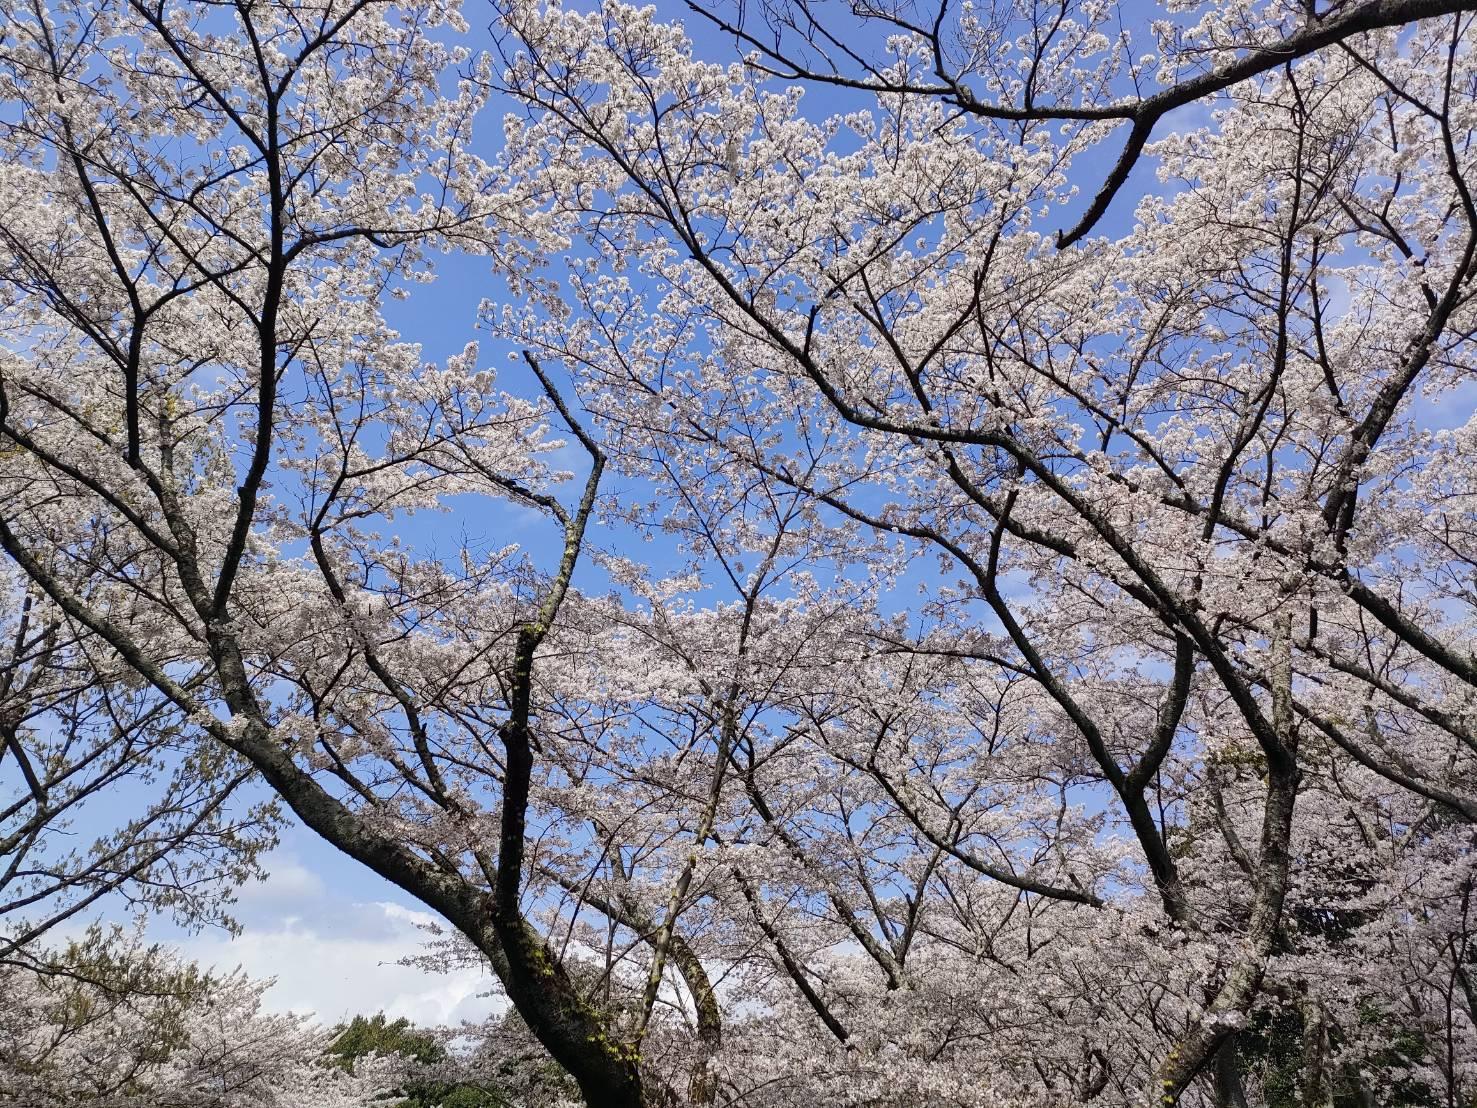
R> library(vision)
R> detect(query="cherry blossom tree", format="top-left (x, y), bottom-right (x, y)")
top-left (1, 0), bottom-right (1475, 1105)
top-left (1, 558), bottom-right (279, 959)
top-left (0, 0), bottom-right (649, 1101)
top-left (488, 0), bottom-right (1477, 1101)
top-left (0, 926), bottom-right (399, 1108)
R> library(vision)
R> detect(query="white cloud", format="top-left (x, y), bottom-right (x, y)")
top-left (232, 857), bottom-right (326, 910)
top-left (175, 851), bottom-right (506, 1027)
top-left (178, 908), bottom-right (503, 1025)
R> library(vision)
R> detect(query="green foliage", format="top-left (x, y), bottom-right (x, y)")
top-left (1239, 1008), bottom-right (1303, 1108)
top-left (328, 1013), bottom-right (507, 1108)
top-left (329, 1014), bottom-right (446, 1070)
top-left (1238, 1002), bottom-right (1435, 1108)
